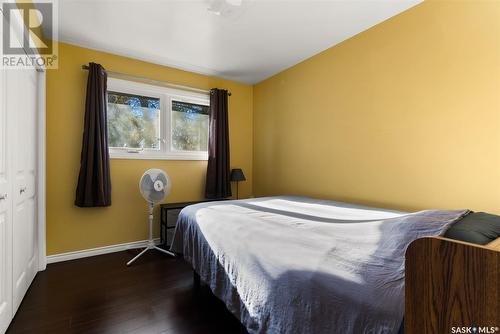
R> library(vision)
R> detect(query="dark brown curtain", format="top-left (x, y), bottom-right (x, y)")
top-left (75, 63), bottom-right (112, 207)
top-left (205, 89), bottom-right (231, 199)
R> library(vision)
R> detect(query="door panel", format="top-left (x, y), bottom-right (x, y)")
top-left (12, 202), bottom-right (25, 297)
top-left (0, 7), bottom-right (40, 332)
top-left (0, 212), bottom-right (12, 334)
top-left (8, 67), bottom-right (38, 314)
top-left (0, 20), bottom-right (12, 333)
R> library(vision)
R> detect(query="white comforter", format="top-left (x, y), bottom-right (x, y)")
top-left (170, 196), bottom-right (467, 334)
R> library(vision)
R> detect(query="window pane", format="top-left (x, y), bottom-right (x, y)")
top-left (107, 91), bottom-right (160, 150)
top-left (171, 100), bottom-right (209, 152)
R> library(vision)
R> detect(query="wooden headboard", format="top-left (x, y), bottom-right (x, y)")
top-left (405, 237), bottom-right (500, 334)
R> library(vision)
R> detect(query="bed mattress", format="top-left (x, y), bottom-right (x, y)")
top-left (170, 196), bottom-right (467, 334)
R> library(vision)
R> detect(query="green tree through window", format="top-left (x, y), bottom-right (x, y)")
top-left (171, 100), bottom-right (209, 151)
top-left (107, 91), bottom-right (160, 150)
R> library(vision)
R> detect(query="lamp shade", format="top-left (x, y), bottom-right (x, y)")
top-left (230, 168), bottom-right (246, 182)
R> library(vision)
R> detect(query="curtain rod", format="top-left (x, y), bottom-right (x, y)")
top-left (81, 64), bottom-right (231, 96)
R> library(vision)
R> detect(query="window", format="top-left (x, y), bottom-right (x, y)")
top-left (108, 91), bottom-right (160, 151)
top-left (107, 78), bottom-right (209, 160)
top-left (171, 100), bottom-right (209, 152)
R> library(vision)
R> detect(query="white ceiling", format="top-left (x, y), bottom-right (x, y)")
top-left (52, 0), bottom-right (422, 84)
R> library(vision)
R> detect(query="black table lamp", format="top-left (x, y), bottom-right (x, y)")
top-left (230, 168), bottom-right (246, 199)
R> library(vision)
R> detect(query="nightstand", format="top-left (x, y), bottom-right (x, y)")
top-left (159, 199), bottom-right (224, 249)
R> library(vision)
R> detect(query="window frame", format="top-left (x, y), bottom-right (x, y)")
top-left (107, 77), bottom-right (210, 161)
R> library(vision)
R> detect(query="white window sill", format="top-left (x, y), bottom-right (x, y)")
top-left (109, 150), bottom-right (208, 161)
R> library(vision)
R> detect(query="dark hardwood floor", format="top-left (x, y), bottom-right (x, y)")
top-left (7, 250), bottom-right (248, 334)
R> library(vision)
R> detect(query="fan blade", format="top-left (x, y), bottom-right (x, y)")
top-left (155, 173), bottom-right (168, 186)
top-left (140, 174), bottom-right (154, 192)
top-left (149, 190), bottom-right (165, 202)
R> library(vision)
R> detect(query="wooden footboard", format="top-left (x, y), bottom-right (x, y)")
top-left (405, 237), bottom-right (500, 334)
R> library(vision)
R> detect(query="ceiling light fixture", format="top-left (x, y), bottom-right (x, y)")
top-left (207, 0), bottom-right (243, 17)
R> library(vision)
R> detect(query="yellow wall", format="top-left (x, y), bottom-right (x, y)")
top-left (253, 1), bottom-right (500, 213)
top-left (46, 42), bottom-right (253, 255)
top-left (48, 1), bottom-right (500, 255)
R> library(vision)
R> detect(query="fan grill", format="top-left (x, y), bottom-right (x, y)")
top-left (139, 168), bottom-right (171, 204)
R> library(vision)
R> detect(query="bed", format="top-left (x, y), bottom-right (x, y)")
top-left (170, 196), bottom-right (470, 334)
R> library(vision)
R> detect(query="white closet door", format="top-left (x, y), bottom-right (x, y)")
top-left (0, 10), bottom-right (12, 333)
top-left (8, 67), bottom-right (38, 313)
top-left (0, 53), bottom-right (13, 334)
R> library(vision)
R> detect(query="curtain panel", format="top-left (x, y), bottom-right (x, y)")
top-left (75, 62), bottom-right (112, 207)
top-left (205, 89), bottom-right (231, 199)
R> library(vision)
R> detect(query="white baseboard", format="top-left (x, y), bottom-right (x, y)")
top-left (46, 238), bottom-right (162, 264)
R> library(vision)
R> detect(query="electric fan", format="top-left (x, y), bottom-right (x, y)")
top-left (127, 168), bottom-right (175, 266)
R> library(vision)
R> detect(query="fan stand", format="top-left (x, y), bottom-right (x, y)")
top-left (127, 202), bottom-right (175, 266)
